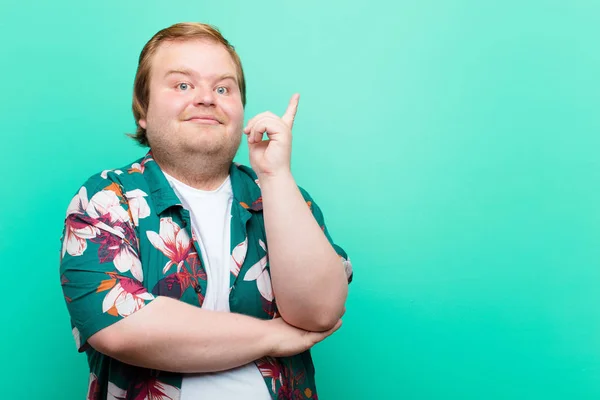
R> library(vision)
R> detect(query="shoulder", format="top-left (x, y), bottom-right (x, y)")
top-left (64, 156), bottom-right (151, 217)
top-left (83, 156), bottom-right (150, 191)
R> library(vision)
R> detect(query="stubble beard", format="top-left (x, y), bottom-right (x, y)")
top-left (147, 121), bottom-right (242, 187)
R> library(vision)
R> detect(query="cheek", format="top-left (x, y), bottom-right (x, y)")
top-left (221, 101), bottom-right (244, 127)
top-left (149, 92), bottom-right (188, 120)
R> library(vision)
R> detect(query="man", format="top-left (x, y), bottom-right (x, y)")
top-left (60, 22), bottom-right (353, 400)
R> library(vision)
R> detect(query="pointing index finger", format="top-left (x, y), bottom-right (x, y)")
top-left (282, 93), bottom-right (300, 129)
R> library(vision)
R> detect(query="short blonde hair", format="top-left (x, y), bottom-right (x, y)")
top-left (130, 22), bottom-right (246, 146)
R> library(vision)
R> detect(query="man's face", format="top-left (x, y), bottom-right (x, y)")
top-left (139, 39), bottom-right (244, 161)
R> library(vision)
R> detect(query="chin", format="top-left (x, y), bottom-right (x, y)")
top-left (184, 141), bottom-right (235, 156)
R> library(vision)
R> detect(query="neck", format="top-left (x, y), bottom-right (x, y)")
top-left (152, 149), bottom-right (231, 191)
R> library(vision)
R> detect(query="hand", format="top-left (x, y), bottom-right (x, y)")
top-left (266, 317), bottom-right (342, 357)
top-left (243, 94), bottom-right (300, 178)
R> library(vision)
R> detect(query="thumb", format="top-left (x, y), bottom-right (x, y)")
top-left (282, 93), bottom-right (300, 128)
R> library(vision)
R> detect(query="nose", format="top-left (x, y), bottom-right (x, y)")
top-left (193, 86), bottom-right (216, 107)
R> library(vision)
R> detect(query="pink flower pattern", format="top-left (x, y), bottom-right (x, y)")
top-left (100, 275), bottom-right (154, 317)
top-left (62, 187), bottom-right (99, 257)
top-left (147, 217), bottom-right (193, 274)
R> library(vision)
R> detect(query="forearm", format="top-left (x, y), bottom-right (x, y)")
top-left (88, 296), bottom-right (272, 373)
top-left (259, 171), bottom-right (348, 331)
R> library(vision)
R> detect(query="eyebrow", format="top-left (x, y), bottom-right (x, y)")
top-left (164, 69), bottom-right (195, 79)
top-left (164, 69), bottom-right (238, 84)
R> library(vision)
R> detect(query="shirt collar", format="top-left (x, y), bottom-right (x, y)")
top-left (141, 151), bottom-right (183, 214)
top-left (229, 162), bottom-right (263, 212)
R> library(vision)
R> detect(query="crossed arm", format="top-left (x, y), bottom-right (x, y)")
top-left (87, 296), bottom-right (341, 373)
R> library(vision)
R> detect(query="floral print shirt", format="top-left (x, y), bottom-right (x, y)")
top-left (59, 151), bottom-right (353, 400)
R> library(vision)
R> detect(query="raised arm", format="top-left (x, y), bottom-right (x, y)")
top-left (244, 95), bottom-right (351, 332)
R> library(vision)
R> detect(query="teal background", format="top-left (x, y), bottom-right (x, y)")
top-left (1, 0), bottom-right (599, 398)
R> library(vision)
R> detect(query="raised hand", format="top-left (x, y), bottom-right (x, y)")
top-left (243, 94), bottom-right (300, 178)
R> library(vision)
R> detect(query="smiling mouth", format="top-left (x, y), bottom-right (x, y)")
top-left (186, 117), bottom-right (221, 125)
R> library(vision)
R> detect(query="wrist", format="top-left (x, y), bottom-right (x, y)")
top-left (261, 318), bottom-right (279, 356)
top-left (257, 169), bottom-right (294, 187)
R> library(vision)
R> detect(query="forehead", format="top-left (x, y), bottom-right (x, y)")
top-left (150, 39), bottom-right (237, 78)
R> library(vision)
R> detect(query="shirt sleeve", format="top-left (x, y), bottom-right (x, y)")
top-left (299, 187), bottom-right (353, 283)
top-left (59, 178), bottom-right (155, 352)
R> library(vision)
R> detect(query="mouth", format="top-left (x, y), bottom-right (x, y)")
top-left (185, 116), bottom-right (222, 125)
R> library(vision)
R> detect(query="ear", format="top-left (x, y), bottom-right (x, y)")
top-left (139, 119), bottom-right (147, 129)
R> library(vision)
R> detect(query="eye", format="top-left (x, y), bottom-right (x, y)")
top-left (216, 86), bottom-right (229, 95)
top-left (177, 82), bottom-right (190, 91)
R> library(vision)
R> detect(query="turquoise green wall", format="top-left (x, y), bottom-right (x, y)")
top-left (2, 0), bottom-right (599, 398)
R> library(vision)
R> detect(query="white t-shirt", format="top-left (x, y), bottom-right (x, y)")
top-left (164, 172), bottom-right (271, 400)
